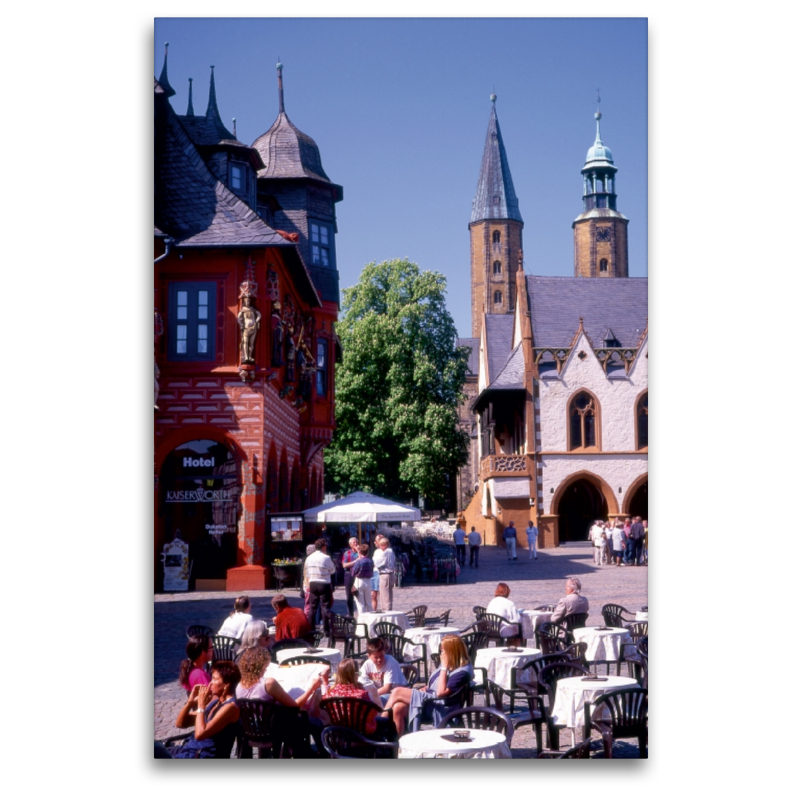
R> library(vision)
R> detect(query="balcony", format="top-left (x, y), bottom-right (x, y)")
top-left (479, 454), bottom-right (528, 480)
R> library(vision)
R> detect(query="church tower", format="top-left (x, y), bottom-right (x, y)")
top-left (469, 94), bottom-right (523, 338)
top-left (573, 109), bottom-right (629, 278)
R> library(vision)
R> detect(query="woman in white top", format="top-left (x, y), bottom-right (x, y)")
top-left (217, 595), bottom-right (253, 640)
top-left (486, 582), bottom-right (522, 642)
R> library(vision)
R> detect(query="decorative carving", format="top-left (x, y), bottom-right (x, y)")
top-left (578, 350), bottom-right (587, 360)
top-left (479, 454), bottom-right (527, 480)
top-left (237, 296), bottom-right (261, 364)
top-left (271, 301), bottom-right (284, 366)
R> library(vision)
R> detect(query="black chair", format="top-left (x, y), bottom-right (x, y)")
top-left (186, 625), bottom-right (213, 638)
top-left (498, 649), bottom-right (576, 717)
top-left (437, 705), bottom-right (514, 747)
top-left (239, 699), bottom-right (311, 758)
top-left (344, 633), bottom-right (369, 660)
top-left (319, 697), bottom-right (394, 740)
top-left (533, 604), bottom-right (555, 612)
top-left (460, 619), bottom-right (490, 637)
top-left (423, 610), bottom-right (451, 627)
top-left (537, 738), bottom-right (592, 758)
top-left (328, 612), bottom-right (357, 649)
top-left (374, 621), bottom-right (405, 640)
top-left (403, 605), bottom-right (428, 628)
top-left (625, 637), bottom-right (648, 687)
top-left (482, 613), bottom-right (522, 647)
top-left (321, 726), bottom-right (399, 759)
top-left (537, 623), bottom-right (574, 654)
top-left (583, 687), bottom-right (647, 758)
top-left (304, 629), bottom-right (325, 648)
top-left (410, 680), bottom-right (470, 731)
top-left (627, 621), bottom-right (648, 645)
top-left (560, 641), bottom-right (589, 669)
top-left (473, 605), bottom-right (487, 621)
top-left (400, 663), bottom-right (420, 687)
top-left (537, 661), bottom-right (590, 749)
top-left (212, 635), bottom-right (239, 663)
top-left (561, 612), bottom-right (589, 632)
top-left (280, 655), bottom-right (331, 667)
top-left (601, 603), bottom-right (635, 628)
top-left (379, 632), bottom-right (428, 684)
top-left (271, 637), bottom-right (315, 657)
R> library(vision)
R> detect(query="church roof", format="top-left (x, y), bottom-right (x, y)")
top-left (526, 276), bottom-right (647, 348)
top-left (488, 343), bottom-right (525, 390)
top-left (456, 338), bottom-right (480, 376)
top-left (484, 314), bottom-right (515, 383)
top-left (470, 97), bottom-right (523, 224)
top-left (582, 111), bottom-right (617, 173)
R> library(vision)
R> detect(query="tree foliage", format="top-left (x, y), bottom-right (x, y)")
top-left (325, 259), bottom-right (470, 508)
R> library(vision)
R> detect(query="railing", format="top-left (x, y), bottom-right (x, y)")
top-left (479, 454), bottom-right (528, 480)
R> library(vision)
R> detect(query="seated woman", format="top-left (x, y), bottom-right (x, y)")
top-left (173, 661), bottom-right (241, 758)
top-left (236, 645), bottom-right (328, 756)
top-left (217, 595), bottom-right (253, 639)
top-left (383, 635), bottom-right (473, 736)
top-left (235, 619), bottom-right (271, 659)
top-left (486, 582), bottom-right (522, 644)
top-left (179, 634), bottom-right (214, 692)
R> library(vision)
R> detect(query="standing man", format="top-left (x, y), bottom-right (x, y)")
top-left (629, 516), bottom-right (646, 566)
top-left (623, 517), bottom-right (634, 565)
top-left (503, 521), bottom-right (518, 561)
top-left (468, 526), bottom-right (482, 568)
top-left (590, 521), bottom-right (606, 567)
top-left (341, 536), bottom-right (360, 617)
top-left (373, 535), bottom-right (396, 611)
top-left (304, 538), bottom-right (335, 635)
top-left (453, 523), bottom-right (467, 567)
top-left (525, 520), bottom-right (538, 561)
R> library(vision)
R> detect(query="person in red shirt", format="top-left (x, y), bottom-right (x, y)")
top-left (271, 594), bottom-right (312, 641)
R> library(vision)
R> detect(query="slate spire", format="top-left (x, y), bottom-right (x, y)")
top-left (157, 42), bottom-right (176, 98)
top-left (470, 93), bottom-right (522, 224)
top-left (206, 66), bottom-right (220, 121)
top-left (186, 78), bottom-right (194, 116)
top-left (277, 59), bottom-right (285, 113)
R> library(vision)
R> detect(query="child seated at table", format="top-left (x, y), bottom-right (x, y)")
top-left (358, 637), bottom-right (408, 703)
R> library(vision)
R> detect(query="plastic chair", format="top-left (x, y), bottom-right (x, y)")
top-left (436, 705), bottom-right (515, 747)
top-left (319, 696), bottom-right (393, 739)
top-left (533, 604), bottom-right (555, 612)
top-left (404, 605), bottom-right (428, 628)
top-left (321, 726), bottom-right (399, 759)
top-left (400, 663), bottom-right (420, 687)
top-left (473, 605), bottom-right (487, 621)
top-left (583, 687), bottom-right (647, 758)
top-left (482, 613), bottom-right (523, 647)
top-left (328, 612), bottom-right (357, 649)
top-left (379, 632), bottom-right (428, 684)
top-left (537, 661), bottom-right (590, 749)
top-left (561, 612), bottom-right (589, 632)
top-left (537, 623), bottom-right (574, 655)
top-left (374, 621), bottom-right (405, 640)
top-left (537, 738), bottom-right (592, 758)
top-left (271, 637), bottom-right (314, 656)
top-left (423, 610), bottom-right (451, 627)
top-left (186, 625), bottom-right (213, 639)
top-left (280, 655), bottom-right (331, 667)
top-left (601, 603), bottom-right (635, 628)
top-left (238, 699), bottom-right (311, 758)
top-left (212, 635), bottom-right (239, 663)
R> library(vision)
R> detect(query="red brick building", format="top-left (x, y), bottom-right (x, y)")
top-left (154, 53), bottom-right (341, 591)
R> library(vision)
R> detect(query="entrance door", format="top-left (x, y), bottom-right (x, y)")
top-left (158, 439), bottom-right (242, 589)
top-left (629, 480), bottom-right (648, 519)
top-left (557, 478), bottom-right (609, 542)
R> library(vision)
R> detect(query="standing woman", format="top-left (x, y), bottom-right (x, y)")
top-left (173, 661), bottom-right (242, 758)
top-left (341, 536), bottom-right (360, 617)
top-left (179, 634), bottom-right (214, 692)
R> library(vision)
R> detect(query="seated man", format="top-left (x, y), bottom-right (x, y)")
top-left (272, 594), bottom-right (312, 641)
top-left (358, 637), bottom-right (408, 704)
top-left (549, 577), bottom-right (589, 625)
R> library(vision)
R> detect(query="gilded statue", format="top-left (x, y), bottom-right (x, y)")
top-left (237, 296), bottom-right (261, 364)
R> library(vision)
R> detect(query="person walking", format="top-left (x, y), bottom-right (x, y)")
top-left (453, 523), bottom-right (467, 567)
top-left (503, 521), bottom-right (518, 560)
top-left (341, 536), bottom-right (360, 617)
top-left (468, 526), bottom-right (482, 568)
top-left (525, 520), bottom-right (538, 560)
top-left (304, 538), bottom-right (336, 635)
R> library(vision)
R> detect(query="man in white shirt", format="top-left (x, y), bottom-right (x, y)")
top-left (304, 538), bottom-right (336, 635)
top-left (468, 526), bottom-right (482, 568)
top-left (525, 520), bottom-right (538, 560)
top-left (372, 536), bottom-right (396, 611)
top-left (589, 520), bottom-right (605, 566)
top-left (453, 524), bottom-right (467, 567)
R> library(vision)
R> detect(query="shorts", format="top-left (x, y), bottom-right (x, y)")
top-left (371, 573), bottom-right (380, 592)
top-left (612, 549), bottom-right (623, 559)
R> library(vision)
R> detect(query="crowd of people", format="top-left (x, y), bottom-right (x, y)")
top-left (588, 516), bottom-right (648, 567)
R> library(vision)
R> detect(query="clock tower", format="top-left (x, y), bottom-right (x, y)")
top-left (573, 110), bottom-right (629, 278)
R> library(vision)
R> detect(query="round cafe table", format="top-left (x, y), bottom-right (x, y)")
top-left (263, 661), bottom-right (329, 718)
top-left (572, 626), bottom-right (632, 664)
top-left (519, 610), bottom-right (552, 643)
top-left (355, 610), bottom-right (410, 638)
top-left (474, 646), bottom-right (541, 691)
top-left (550, 674), bottom-right (638, 730)
top-left (402, 626), bottom-right (460, 663)
top-left (275, 647), bottom-right (342, 670)
top-left (398, 728), bottom-right (512, 759)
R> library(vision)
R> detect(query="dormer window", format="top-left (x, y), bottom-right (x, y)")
top-left (228, 162), bottom-right (248, 197)
top-left (311, 221), bottom-right (332, 267)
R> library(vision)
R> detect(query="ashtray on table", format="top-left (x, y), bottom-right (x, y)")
top-left (303, 648), bottom-right (323, 654)
top-left (502, 647), bottom-right (522, 652)
top-left (595, 626), bottom-right (612, 631)
top-left (425, 625), bottom-right (440, 630)
top-left (581, 675), bottom-right (608, 682)
top-left (441, 730), bottom-right (473, 743)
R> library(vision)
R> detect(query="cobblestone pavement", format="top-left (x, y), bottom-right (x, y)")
top-left (155, 541), bottom-right (647, 757)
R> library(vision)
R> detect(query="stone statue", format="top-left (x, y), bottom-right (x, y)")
top-left (237, 296), bottom-right (261, 364)
top-left (271, 302), bottom-right (284, 366)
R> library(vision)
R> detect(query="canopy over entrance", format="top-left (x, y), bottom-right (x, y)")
top-left (302, 492), bottom-right (421, 523)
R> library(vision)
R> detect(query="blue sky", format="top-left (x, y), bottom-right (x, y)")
top-left (154, 17), bottom-right (647, 338)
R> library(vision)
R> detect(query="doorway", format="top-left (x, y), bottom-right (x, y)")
top-left (557, 478), bottom-right (609, 542)
top-left (629, 480), bottom-right (648, 519)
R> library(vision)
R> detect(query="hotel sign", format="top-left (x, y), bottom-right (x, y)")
top-left (166, 488), bottom-right (237, 503)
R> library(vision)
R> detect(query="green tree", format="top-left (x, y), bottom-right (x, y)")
top-left (325, 258), bottom-right (470, 508)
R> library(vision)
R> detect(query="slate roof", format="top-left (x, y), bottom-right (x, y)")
top-left (470, 101), bottom-right (523, 224)
top-left (484, 315), bottom-right (515, 383)
top-left (456, 338), bottom-right (480, 376)
top-left (488, 343), bottom-right (525, 390)
top-left (526, 276), bottom-right (647, 348)
top-left (253, 111), bottom-right (332, 183)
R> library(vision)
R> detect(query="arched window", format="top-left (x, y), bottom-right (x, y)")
top-left (493, 260), bottom-right (502, 275)
top-left (492, 230), bottom-right (501, 244)
top-left (636, 392), bottom-right (648, 450)
top-left (568, 391), bottom-right (599, 450)
top-left (599, 258), bottom-right (608, 273)
top-left (493, 291), bottom-right (502, 305)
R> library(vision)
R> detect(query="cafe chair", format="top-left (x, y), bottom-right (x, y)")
top-left (344, 633), bottom-right (369, 660)
top-left (583, 687), bottom-right (647, 759)
top-left (537, 623), bottom-right (574, 655)
top-left (374, 621), bottom-right (405, 640)
top-left (186, 624), bottom-right (213, 639)
top-left (212, 635), bottom-right (240, 663)
top-left (533, 604), bottom-right (555, 612)
top-left (328, 612), bottom-right (357, 649)
top-left (559, 641), bottom-right (589, 669)
top-left (460, 619), bottom-right (490, 637)
top-left (623, 622), bottom-right (648, 662)
top-left (410, 681), bottom-right (470, 732)
top-left (304, 630), bottom-right (325, 648)
top-left (321, 726), bottom-right (399, 759)
top-left (473, 605), bottom-right (487, 621)
top-left (436, 706), bottom-right (515, 748)
top-left (537, 662), bottom-right (590, 749)
top-left (280, 655), bottom-right (331, 667)
top-left (560, 612), bottom-right (589, 632)
top-left (536, 738), bottom-right (592, 758)
top-left (482, 613), bottom-right (523, 647)
top-left (320, 697), bottom-right (394, 741)
top-left (400, 664), bottom-right (421, 687)
top-left (601, 603), bottom-right (635, 628)
top-left (379, 632), bottom-right (428, 684)
top-left (239, 699), bottom-right (312, 759)
top-left (271, 637), bottom-right (315, 656)
top-left (403, 605), bottom-right (428, 628)
top-left (423, 610), bottom-right (451, 627)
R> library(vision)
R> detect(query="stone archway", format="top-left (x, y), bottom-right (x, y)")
top-left (551, 471), bottom-right (619, 543)
top-left (625, 474), bottom-right (648, 519)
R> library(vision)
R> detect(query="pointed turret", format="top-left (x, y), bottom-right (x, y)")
top-left (186, 78), bottom-right (194, 116)
top-left (470, 94), bottom-right (522, 224)
top-left (157, 42), bottom-right (176, 98)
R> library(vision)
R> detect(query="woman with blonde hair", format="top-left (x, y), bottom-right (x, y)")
top-left (382, 635), bottom-right (473, 735)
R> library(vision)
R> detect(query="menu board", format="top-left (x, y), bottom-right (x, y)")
top-left (270, 516), bottom-right (303, 542)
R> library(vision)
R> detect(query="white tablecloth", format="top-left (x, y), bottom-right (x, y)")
top-left (275, 647), bottom-right (342, 670)
top-left (550, 675), bottom-right (638, 728)
top-left (635, 611), bottom-right (648, 622)
top-left (519, 610), bottom-right (552, 642)
top-left (264, 661), bottom-right (327, 718)
top-left (402, 626), bottom-right (460, 661)
top-left (572, 627), bottom-right (632, 662)
top-left (398, 729), bottom-right (512, 759)
top-left (355, 611), bottom-right (410, 638)
top-left (474, 646), bottom-right (542, 691)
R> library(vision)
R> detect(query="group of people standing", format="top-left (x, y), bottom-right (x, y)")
top-left (453, 525), bottom-right (484, 568)
top-left (589, 516), bottom-right (648, 566)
